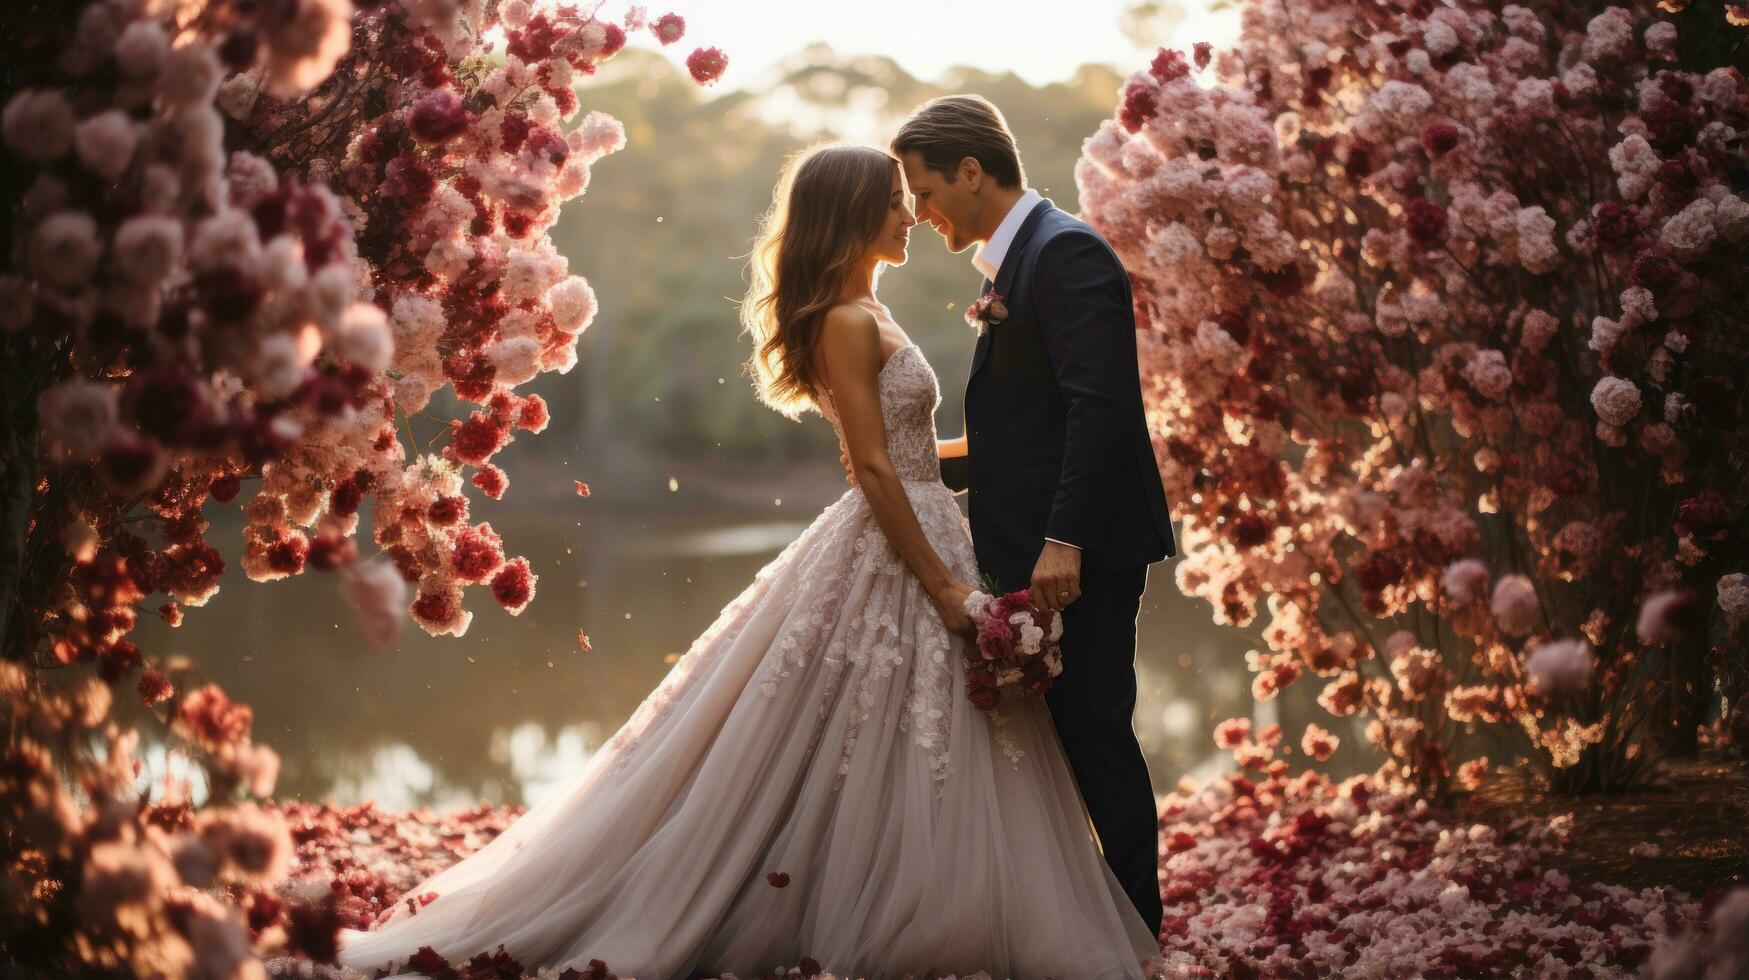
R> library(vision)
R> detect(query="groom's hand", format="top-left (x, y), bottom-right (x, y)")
top-left (1030, 541), bottom-right (1082, 613)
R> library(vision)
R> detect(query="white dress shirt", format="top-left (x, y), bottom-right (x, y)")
top-left (967, 189), bottom-right (1080, 554)
top-left (971, 188), bottom-right (1043, 283)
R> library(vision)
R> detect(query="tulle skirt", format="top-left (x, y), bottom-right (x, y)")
top-left (336, 481), bottom-right (1158, 979)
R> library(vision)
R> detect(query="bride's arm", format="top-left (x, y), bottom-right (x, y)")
top-left (936, 435), bottom-right (968, 459)
top-left (817, 305), bottom-right (974, 631)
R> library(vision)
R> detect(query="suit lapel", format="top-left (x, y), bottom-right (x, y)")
top-left (968, 198), bottom-right (1054, 383)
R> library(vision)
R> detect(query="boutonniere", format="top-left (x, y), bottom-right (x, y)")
top-left (965, 291), bottom-right (1008, 335)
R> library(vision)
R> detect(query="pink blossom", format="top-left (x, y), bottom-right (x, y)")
top-left (71, 109), bottom-right (137, 181)
top-left (1525, 639), bottom-right (1594, 693)
top-left (1589, 375), bottom-right (1642, 427)
top-left (549, 275), bottom-right (598, 333)
top-left (38, 381), bottom-right (119, 458)
top-left (112, 214), bottom-right (183, 284)
top-left (2, 88), bottom-right (74, 163)
top-left (29, 210), bottom-right (102, 290)
top-left (338, 303), bottom-right (394, 373)
top-left (1490, 574), bottom-right (1541, 636)
top-left (1300, 723), bottom-right (1339, 761)
top-left (1636, 589), bottom-right (1704, 643)
top-left (653, 13), bottom-right (686, 45)
top-left (158, 41), bottom-right (223, 107)
top-left (113, 19), bottom-right (169, 77)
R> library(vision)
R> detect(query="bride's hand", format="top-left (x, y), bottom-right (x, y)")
top-left (929, 579), bottom-right (976, 633)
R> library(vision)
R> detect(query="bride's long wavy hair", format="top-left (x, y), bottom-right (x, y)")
top-left (741, 143), bottom-right (897, 419)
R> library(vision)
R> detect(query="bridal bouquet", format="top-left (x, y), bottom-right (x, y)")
top-left (960, 588), bottom-right (1064, 710)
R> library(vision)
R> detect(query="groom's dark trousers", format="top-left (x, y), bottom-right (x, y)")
top-left (960, 197), bottom-right (1175, 937)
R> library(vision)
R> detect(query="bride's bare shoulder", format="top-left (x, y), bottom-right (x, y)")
top-left (815, 304), bottom-right (882, 372)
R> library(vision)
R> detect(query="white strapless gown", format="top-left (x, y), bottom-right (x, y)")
top-left (335, 335), bottom-right (1160, 979)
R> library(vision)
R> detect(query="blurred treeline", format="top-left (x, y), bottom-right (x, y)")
top-left (534, 45), bottom-right (1126, 497)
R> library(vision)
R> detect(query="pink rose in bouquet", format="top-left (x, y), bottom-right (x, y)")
top-left (960, 588), bottom-right (1064, 710)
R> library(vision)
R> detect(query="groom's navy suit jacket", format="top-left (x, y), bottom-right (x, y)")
top-left (963, 198), bottom-right (1176, 592)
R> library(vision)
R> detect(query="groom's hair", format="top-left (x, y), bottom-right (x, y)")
top-left (891, 95), bottom-right (1025, 189)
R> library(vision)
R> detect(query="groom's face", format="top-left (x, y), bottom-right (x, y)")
top-left (898, 151), bottom-right (978, 254)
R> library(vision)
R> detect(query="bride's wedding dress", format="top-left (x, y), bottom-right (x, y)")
top-left (336, 304), bottom-right (1159, 979)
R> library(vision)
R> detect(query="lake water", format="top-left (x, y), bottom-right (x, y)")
top-left (122, 460), bottom-right (1355, 810)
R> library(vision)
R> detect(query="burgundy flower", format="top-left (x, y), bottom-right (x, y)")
top-left (450, 524), bottom-right (505, 582)
top-left (1193, 42), bottom-right (1213, 71)
top-left (265, 530), bottom-right (310, 575)
top-left (210, 473), bottom-right (243, 504)
top-left (1630, 249), bottom-right (1682, 289)
top-left (408, 88), bottom-right (470, 144)
top-left (450, 412), bottom-right (512, 466)
top-left (1405, 198), bottom-right (1448, 246)
top-left (1592, 200), bottom-right (1637, 250)
top-left (473, 464), bottom-right (508, 500)
top-left (330, 475), bottom-right (365, 517)
top-left (516, 394), bottom-right (550, 432)
top-left (1149, 48), bottom-right (1191, 84)
top-left (506, 16), bottom-right (558, 63)
top-left (489, 557), bottom-right (535, 614)
top-left (686, 46), bottom-right (728, 85)
top-left (411, 589), bottom-right (458, 625)
top-left (1421, 122), bottom-right (1460, 157)
top-left (428, 495), bottom-right (468, 526)
top-left (1674, 489), bottom-right (1730, 540)
top-left (1118, 81), bottom-right (1158, 133)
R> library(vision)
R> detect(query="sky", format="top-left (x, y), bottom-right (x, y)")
top-left (662, 0), bottom-right (1240, 91)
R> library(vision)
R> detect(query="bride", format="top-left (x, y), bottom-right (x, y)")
top-left (335, 144), bottom-right (1161, 980)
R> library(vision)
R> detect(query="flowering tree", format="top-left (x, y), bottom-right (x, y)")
top-left (0, 0), bottom-right (723, 970)
top-left (1078, 0), bottom-right (1746, 794)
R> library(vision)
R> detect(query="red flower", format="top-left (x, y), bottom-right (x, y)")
top-left (428, 495), bottom-right (468, 526)
top-left (175, 684), bottom-right (253, 749)
top-left (686, 46), bottom-right (728, 85)
top-left (490, 557), bottom-right (535, 614)
top-left (138, 670), bottom-right (174, 705)
top-left (1405, 197), bottom-right (1448, 245)
top-left (450, 412), bottom-right (512, 466)
top-left (573, 480), bottom-right (590, 497)
top-left (473, 464), bottom-right (508, 500)
top-left (307, 533), bottom-right (356, 571)
top-left (766, 871), bottom-right (790, 888)
top-left (599, 22), bottom-right (628, 59)
top-left (266, 530), bottom-right (310, 575)
top-left (450, 524), bottom-right (505, 582)
top-left (1674, 489), bottom-right (1730, 540)
top-left (653, 13), bottom-right (685, 45)
top-left (411, 589), bottom-right (458, 625)
top-left (1421, 122), bottom-right (1460, 156)
top-left (1630, 249), bottom-right (1682, 289)
top-left (210, 473), bottom-right (243, 503)
top-left (1118, 81), bottom-right (1158, 133)
top-left (1592, 200), bottom-right (1637, 249)
top-left (1149, 48), bottom-right (1191, 84)
top-left (408, 88), bottom-right (470, 143)
top-left (331, 476), bottom-right (365, 517)
top-left (159, 602), bottom-right (183, 628)
top-left (516, 394), bottom-right (550, 432)
top-left (1167, 830), bottom-right (1199, 853)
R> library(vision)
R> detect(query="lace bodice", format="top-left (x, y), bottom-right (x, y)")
top-left (816, 309), bottom-right (943, 484)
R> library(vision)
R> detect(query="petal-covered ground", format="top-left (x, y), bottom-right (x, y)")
top-left (260, 766), bottom-right (1747, 980)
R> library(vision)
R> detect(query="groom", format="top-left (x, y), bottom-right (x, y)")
top-left (892, 95), bottom-right (1175, 937)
